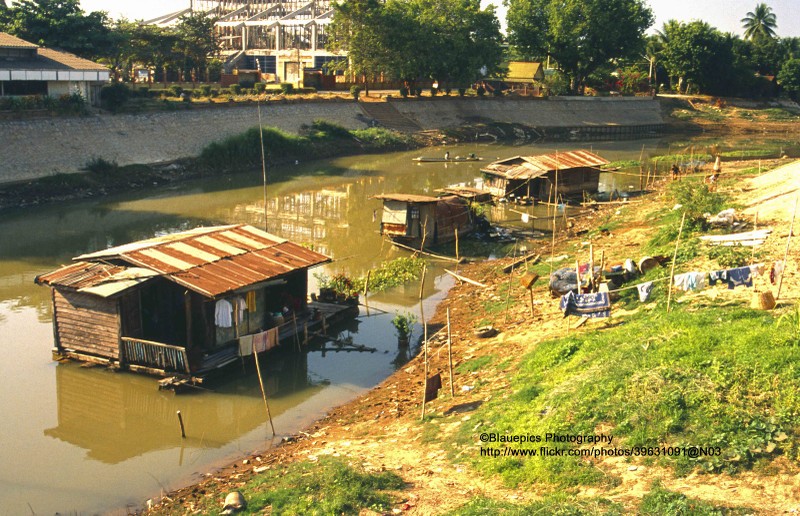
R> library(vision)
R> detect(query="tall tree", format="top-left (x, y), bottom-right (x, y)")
top-left (174, 11), bottom-right (219, 83)
top-left (2, 0), bottom-right (112, 59)
top-left (660, 20), bottom-right (736, 95)
top-left (741, 3), bottom-right (778, 42)
top-left (507, 0), bottom-right (653, 94)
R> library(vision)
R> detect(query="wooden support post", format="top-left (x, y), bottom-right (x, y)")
top-left (589, 244), bottom-right (594, 292)
top-left (253, 341), bottom-right (276, 436)
top-left (304, 322), bottom-right (309, 345)
top-left (666, 212), bottom-right (687, 313)
top-left (454, 227), bottom-right (460, 270)
top-left (293, 313), bottom-right (300, 352)
top-left (447, 308), bottom-right (454, 397)
top-left (777, 197), bottom-right (798, 300)
top-left (322, 314), bottom-right (327, 334)
top-left (177, 410), bottom-right (186, 439)
top-left (575, 259), bottom-right (582, 294)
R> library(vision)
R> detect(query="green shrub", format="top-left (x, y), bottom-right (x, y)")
top-left (199, 85), bottom-right (212, 96)
top-left (82, 157), bottom-right (118, 173)
top-left (476, 85), bottom-right (486, 96)
top-left (168, 85), bottom-right (183, 97)
top-left (400, 86), bottom-right (409, 98)
top-left (279, 82), bottom-right (294, 94)
top-left (350, 84), bottom-right (363, 100)
top-left (100, 83), bottom-right (131, 112)
top-left (296, 87), bottom-right (316, 94)
top-left (230, 84), bottom-right (242, 95)
top-left (147, 88), bottom-right (168, 98)
top-left (458, 88), bottom-right (466, 96)
top-left (254, 82), bottom-right (266, 93)
top-left (210, 88), bottom-right (219, 97)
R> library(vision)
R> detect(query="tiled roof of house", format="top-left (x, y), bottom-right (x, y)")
top-left (0, 32), bottom-right (108, 72)
top-left (0, 32), bottom-right (38, 49)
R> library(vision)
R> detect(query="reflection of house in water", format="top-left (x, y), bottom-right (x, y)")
top-left (44, 354), bottom-right (311, 464)
top-left (233, 183), bottom-right (362, 257)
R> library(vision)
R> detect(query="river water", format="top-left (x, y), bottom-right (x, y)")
top-left (0, 135), bottom-right (796, 514)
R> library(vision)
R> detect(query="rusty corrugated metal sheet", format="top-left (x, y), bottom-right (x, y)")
top-left (373, 194), bottom-right (440, 203)
top-left (481, 150), bottom-right (609, 180)
top-left (35, 262), bottom-right (125, 289)
top-left (39, 224), bottom-right (330, 299)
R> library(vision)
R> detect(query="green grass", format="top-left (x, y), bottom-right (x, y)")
top-left (449, 300), bottom-right (800, 488)
top-left (448, 494), bottom-right (625, 515)
top-left (183, 457), bottom-right (405, 515)
top-left (762, 108), bottom-right (800, 121)
top-left (639, 482), bottom-right (753, 515)
top-left (457, 355), bottom-right (496, 373)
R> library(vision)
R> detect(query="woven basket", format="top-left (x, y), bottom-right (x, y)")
top-left (751, 290), bottom-right (776, 310)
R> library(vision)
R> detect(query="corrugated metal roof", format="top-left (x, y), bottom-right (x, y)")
top-left (373, 194), bottom-right (440, 203)
top-left (37, 225), bottom-right (330, 298)
top-left (481, 150), bottom-right (610, 180)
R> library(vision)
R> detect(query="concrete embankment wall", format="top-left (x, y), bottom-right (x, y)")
top-left (0, 97), bottom-right (663, 184)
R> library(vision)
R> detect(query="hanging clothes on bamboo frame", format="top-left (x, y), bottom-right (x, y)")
top-left (559, 291), bottom-right (610, 318)
top-left (215, 299), bottom-right (233, 328)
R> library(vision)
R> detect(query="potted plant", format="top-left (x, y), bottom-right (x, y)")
top-left (391, 312), bottom-right (417, 347)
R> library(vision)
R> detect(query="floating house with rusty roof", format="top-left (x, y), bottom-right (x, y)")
top-left (480, 150), bottom-right (610, 201)
top-left (35, 224), bottom-right (355, 383)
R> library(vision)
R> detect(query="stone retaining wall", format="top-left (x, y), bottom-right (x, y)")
top-left (0, 97), bottom-right (663, 184)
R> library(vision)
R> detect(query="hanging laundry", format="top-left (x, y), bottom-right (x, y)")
top-left (238, 334), bottom-right (254, 357)
top-left (425, 373), bottom-right (442, 402)
top-left (637, 281), bottom-right (654, 302)
top-left (265, 327), bottom-right (279, 350)
top-left (726, 266), bottom-right (752, 289)
top-left (708, 270), bottom-right (727, 285)
top-left (215, 299), bottom-right (233, 328)
top-left (559, 291), bottom-right (610, 318)
top-left (235, 296), bottom-right (247, 323)
top-left (673, 271), bottom-right (706, 291)
top-left (253, 330), bottom-right (269, 353)
top-left (771, 261), bottom-right (785, 285)
top-left (246, 290), bottom-right (257, 312)
top-left (749, 263), bottom-right (765, 277)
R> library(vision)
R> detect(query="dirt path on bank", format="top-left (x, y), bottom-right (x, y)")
top-left (145, 157), bottom-right (800, 515)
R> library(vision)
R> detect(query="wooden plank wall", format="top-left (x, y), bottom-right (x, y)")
top-left (54, 289), bottom-right (120, 360)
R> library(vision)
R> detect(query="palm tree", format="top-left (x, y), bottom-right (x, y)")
top-left (741, 3), bottom-right (778, 41)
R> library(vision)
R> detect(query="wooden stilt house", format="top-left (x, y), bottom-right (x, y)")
top-left (480, 150), bottom-right (609, 202)
top-left (374, 194), bottom-right (475, 248)
top-left (35, 224), bottom-right (356, 382)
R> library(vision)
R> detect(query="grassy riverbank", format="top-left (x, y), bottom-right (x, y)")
top-left (146, 157), bottom-right (800, 514)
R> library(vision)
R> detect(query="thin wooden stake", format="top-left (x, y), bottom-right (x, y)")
top-left (253, 341), bottom-right (276, 436)
top-left (420, 301), bottom-right (428, 420)
top-left (454, 227), bottom-right (460, 272)
top-left (447, 308), bottom-right (454, 397)
top-left (575, 259), bottom-right (582, 293)
top-left (293, 313), bottom-right (300, 352)
top-left (418, 263), bottom-right (428, 300)
top-left (777, 197), bottom-right (798, 300)
top-left (666, 212), bottom-right (687, 313)
top-left (504, 241), bottom-right (518, 324)
top-left (176, 410), bottom-right (186, 439)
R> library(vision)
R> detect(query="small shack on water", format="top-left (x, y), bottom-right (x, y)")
top-left (374, 194), bottom-right (476, 248)
top-left (480, 150), bottom-right (610, 201)
top-left (35, 224), bottom-right (357, 382)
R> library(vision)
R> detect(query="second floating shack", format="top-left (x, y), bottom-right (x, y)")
top-left (374, 193), bottom-right (477, 249)
top-left (480, 150), bottom-right (610, 202)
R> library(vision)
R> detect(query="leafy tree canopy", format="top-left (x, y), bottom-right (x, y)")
top-left (506, 0), bottom-right (653, 94)
top-left (0, 0), bottom-right (113, 60)
top-left (777, 58), bottom-right (800, 100)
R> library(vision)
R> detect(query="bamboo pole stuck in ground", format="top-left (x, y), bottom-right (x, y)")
top-left (454, 227), bottom-right (460, 272)
top-left (447, 308), bottom-right (454, 397)
top-left (176, 410), bottom-right (186, 439)
top-left (253, 341), bottom-right (276, 436)
top-left (777, 197), bottom-right (798, 300)
top-left (666, 212), bottom-right (687, 313)
top-left (420, 301), bottom-right (428, 420)
top-left (419, 263), bottom-right (428, 300)
top-left (292, 313), bottom-right (300, 352)
top-left (504, 241), bottom-right (518, 324)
